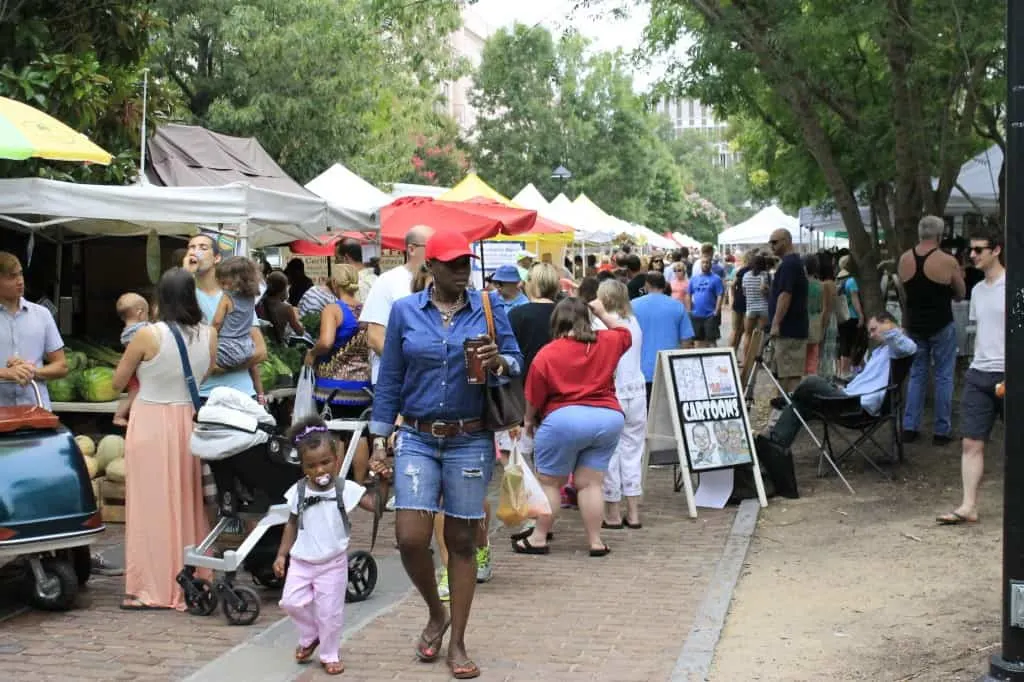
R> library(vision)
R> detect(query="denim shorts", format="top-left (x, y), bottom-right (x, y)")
top-left (393, 428), bottom-right (495, 519)
top-left (534, 405), bottom-right (625, 477)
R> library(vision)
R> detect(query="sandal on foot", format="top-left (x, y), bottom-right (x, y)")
top-left (589, 545), bottom-right (611, 557)
top-left (937, 511), bottom-right (977, 525)
top-left (415, 619), bottom-right (451, 662)
top-left (321, 660), bottom-right (345, 675)
top-left (512, 538), bottom-right (550, 555)
top-left (119, 598), bottom-right (170, 611)
top-left (623, 518), bottom-right (643, 529)
top-left (510, 528), bottom-right (553, 542)
top-left (294, 639), bottom-right (319, 663)
top-left (448, 658), bottom-right (481, 680)
top-left (601, 520), bottom-right (624, 529)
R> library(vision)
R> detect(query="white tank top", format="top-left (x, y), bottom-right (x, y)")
top-left (136, 322), bottom-right (212, 405)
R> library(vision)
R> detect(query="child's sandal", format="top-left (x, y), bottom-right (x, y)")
top-left (322, 660), bottom-right (345, 675)
top-left (295, 639), bottom-right (319, 663)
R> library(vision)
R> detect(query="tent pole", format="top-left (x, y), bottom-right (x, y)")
top-left (53, 225), bottom-right (63, 311)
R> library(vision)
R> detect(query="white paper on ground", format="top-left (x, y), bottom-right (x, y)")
top-left (694, 468), bottom-right (734, 509)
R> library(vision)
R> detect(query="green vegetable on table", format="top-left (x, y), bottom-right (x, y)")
top-left (258, 361), bottom-right (278, 391)
top-left (76, 367), bottom-right (119, 402)
top-left (47, 376), bottom-right (78, 402)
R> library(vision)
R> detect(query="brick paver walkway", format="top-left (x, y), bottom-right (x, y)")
top-left (302, 470), bottom-right (736, 682)
top-left (0, 508), bottom-right (395, 682)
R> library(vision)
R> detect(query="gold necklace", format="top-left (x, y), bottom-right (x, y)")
top-left (432, 291), bottom-right (465, 324)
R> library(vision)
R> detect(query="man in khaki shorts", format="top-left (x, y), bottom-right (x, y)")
top-left (767, 228), bottom-right (809, 394)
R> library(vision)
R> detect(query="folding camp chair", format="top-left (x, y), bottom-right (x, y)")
top-left (809, 354), bottom-right (914, 480)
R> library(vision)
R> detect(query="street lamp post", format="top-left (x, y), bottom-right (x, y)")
top-left (980, 2), bottom-right (1024, 680)
top-left (552, 164), bottom-right (572, 194)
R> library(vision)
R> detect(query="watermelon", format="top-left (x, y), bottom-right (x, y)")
top-left (258, 361), bottom-right (278, 391)
top-left (65, 351), bottom-right (89, 372)
top-left (48, 376), bottom-right (77, 402)
top-left (78, 367), bottom-right (119, 402)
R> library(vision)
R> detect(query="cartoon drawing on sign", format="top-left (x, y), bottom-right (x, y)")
top-left (701, 355), bottom-right (736, 398)
top-left (672, 357), bottom-right (708, 401)
top-left (686, 422), bottom-right (720, 468)
top-left (719, 419), bottom-right (752, 466)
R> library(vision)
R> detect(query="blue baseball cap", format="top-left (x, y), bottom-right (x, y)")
top-left (491, 264), bottom-right (522, 283)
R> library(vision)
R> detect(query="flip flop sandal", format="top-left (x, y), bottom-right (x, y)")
top-left (295, 639), bottom-right (319, 663)
top-left (937, 511), bottom-right (977, 525)
top-left (321, 660), bottom-right (345, 675)
top-left (589, 545), bottom-right (612, 557)
top-left (448, 658), bottom-right (481, 680)
top-left (512, 538), bottom-right (550, 555)
top-left (601, 520), bottom-right (624, 529)
top-left (416, 619), bottom-right (451, 662)
top-left (119, 598), bottom-right (170, 611)
top-left (623, 519), bottom-right (643, 529)
top-left (510, 528), bottom-right (553, 542)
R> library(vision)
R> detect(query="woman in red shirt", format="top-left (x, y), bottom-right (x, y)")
top-left (515, 297), bottom-right (631, 557)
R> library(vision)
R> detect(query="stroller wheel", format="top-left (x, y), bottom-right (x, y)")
top-left (346, 551), bottom-right (377, 603)
top-left (185, 578), bottom-right (219, 616)
top-left (222, 585), bottom-right (261, 626)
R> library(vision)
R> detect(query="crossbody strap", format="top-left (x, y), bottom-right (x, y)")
top-left (167, 323), bottom-right (202, 412)
top-left (480, 290), bottom-right (496, 340)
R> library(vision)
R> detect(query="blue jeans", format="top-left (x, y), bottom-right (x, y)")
top-left (393, 428), bottom-right (495, 519)
top-left (902, 322), bottom-right (956, 437)
top-left (534, 405), bottom-right (625, 477)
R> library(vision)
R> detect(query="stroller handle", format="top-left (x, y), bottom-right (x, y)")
top-left (0, 378), bottom-right (44, 407)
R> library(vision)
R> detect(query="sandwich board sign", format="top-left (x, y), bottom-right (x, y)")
top-left (643, 347), bottom-right (767, 518)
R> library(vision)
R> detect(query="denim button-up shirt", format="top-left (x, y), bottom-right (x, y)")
top-left (370, 288), bottom-right (523, 437)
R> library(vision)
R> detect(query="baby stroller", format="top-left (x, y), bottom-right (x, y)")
top-left (175, 388), bottom-right (380, 625)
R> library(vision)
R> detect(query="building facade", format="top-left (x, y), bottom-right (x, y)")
top-left (653, 97), bottom-right (739, 167)
top-left (440, 3), bottom-right (494, 133)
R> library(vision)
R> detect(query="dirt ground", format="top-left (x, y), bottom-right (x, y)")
top-left (710, 374), bottom-right (1005, 681)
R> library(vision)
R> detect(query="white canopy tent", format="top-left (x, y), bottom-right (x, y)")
top-left (550, 193), bottom-right (615, 243)
top-left (672, 232), bottom-right (703, 250)
top-left (0, 177), bottom-right (372, 248)
top-left (939, 144), bottom-right (1001, 216)
top-left (389, 182), bottom-right (450, 199)
top-left (305, 163), bottom-right (392, 217)
top-left (512, 183), bottom-right (550, 211)
top-left (718, 205), bottom-right (809, 246)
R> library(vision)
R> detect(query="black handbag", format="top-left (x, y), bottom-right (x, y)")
top-left (479, 291), bottom-right (526, 431)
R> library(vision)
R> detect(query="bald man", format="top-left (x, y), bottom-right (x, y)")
top-left (360, 224), bottom-right (435, 385)
top-left (767, 228), bottom-right (809, 392)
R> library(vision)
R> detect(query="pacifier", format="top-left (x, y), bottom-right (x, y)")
top-left (315, 473), bottom-right (332, 487)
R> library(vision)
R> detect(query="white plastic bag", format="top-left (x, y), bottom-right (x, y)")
top-left (512, 441), bottom-right (551, 518)
top-left (292, 366), bottom-right (318, 423)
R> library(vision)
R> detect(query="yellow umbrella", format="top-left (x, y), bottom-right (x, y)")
top-left (0, 96), bottom-right (113, 165)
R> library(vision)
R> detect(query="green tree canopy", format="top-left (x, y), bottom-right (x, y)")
top-left (0, 0), bottom-right (180, 183)
top-left (152, 0), bottom-right (467, 185)
top-left (645, 0), bottom-right (1004, 311)
top-left (471, 23), bottom-right (702, 237)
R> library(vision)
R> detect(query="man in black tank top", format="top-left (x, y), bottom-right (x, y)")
top-left (897, 216), bottom-right (966, 446)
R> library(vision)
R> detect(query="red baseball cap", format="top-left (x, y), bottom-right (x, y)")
top-left (424, 231), bottom-right (478, 262)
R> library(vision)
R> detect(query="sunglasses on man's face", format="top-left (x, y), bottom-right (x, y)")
top-left (970, 245), bottom-right (992, 255)
top-left (769, 239), bottom-right (780, 246)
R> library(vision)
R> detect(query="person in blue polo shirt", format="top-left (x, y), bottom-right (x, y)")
top-left (688, 257), bottom-right (725, 348)
top-left (632, 272), bottom-right (694, 404)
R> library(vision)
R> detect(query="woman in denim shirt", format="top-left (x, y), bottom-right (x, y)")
top-left (370, 231), bottom-right (522, 680)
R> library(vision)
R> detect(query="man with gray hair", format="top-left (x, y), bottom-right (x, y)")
top-left (897, 215), bottom-right (965, 445)
top-left (360, 224), bottom-right (435, 385)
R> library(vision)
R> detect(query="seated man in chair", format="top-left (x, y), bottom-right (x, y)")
top-left (766, 312), bottom-right (916, 449)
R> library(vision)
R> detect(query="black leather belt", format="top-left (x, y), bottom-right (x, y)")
top-left (405, 418), bottom-right (484, 438)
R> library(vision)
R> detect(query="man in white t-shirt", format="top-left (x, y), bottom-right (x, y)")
top-left (360, 225), bottom-right (434, 385)
top-left (937, 229), bottom-right (1004, 526)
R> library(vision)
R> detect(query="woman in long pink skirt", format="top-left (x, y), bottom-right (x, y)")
top-left (112, 268), bottom-right (216, 610)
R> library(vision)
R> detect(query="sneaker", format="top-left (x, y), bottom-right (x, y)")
top-left (385, 495), bottom-right (396, 512)
top-left (933, 434), bottom-right (953, 446)
top-left (437, 566), bottom-right (450, 602)
top-left (91, 552), bottom-right (123, 577)
top-left (475, 545), bottom-right (493, 583)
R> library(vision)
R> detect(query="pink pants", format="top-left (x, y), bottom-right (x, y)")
top-left (279, 553), bottom-right (348, 664)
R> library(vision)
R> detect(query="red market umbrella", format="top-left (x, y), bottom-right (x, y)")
top-left (379, 196), bottom-right (537, 250)
top-left (288, 230), bottom-right (372, 256)
top-left (461, 196), bottom-right (571, 235)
